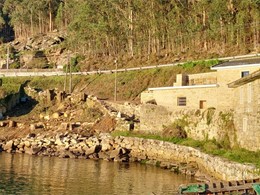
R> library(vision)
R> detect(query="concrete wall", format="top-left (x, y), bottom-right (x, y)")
top-left (142, 86), bottom-right (218, 111)
top-left (233, 78), bottom-right (260, 151)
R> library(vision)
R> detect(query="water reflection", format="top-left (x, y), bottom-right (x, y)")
top-left (0, 153), bottom-right (194, 194)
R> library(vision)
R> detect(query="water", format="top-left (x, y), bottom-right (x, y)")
top-left (0, 153), bottom-right (194, 195)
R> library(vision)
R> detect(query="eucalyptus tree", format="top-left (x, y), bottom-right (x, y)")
top-left (0, 0), bottom-right (5, 29)
top-left (3, 0), bottom-right (27, 38)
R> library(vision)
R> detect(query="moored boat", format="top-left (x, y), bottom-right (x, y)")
top-left (179, 178), bottom-right (260, 195)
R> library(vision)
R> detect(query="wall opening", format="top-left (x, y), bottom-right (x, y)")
top-left (241, 71), bottom-right (249, 78)
top-left (199, 100), bottom-right (207, 109)
top-left (177, 97), bottom-right (186, 106)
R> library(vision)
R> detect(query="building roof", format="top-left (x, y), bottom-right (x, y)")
top-left (228, 69), bottom-right (260, 88)
top-left (211, 57), bottom-right (260, 70)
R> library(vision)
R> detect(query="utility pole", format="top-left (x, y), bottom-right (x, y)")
top-left (114, 59), bottom-right (118, 101)
top-left (6, 45), bottom-right (9, 69)
top-left (69, 56), bottom-right (72, 94)
top-left (64, 54), bottom-right (69, 92)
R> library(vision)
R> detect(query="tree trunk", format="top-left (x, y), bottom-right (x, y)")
top-left (147, 30), bottom-right (151, 59)
top-left (30, 8), bottom-right (33, 35)
top-left (128, 7), bottom-right (134, 57)
top-left (49, 1), bottom-right (53, 32)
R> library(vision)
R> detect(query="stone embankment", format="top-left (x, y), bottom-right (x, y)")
top-left (0, 133), bottom-right (259, 181)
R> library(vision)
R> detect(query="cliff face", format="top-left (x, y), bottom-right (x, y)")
top-left (0, 32), bottom-right (68, 70)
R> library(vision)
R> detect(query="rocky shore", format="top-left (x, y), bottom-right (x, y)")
top-left (0, 132), bottom-right (259, 182)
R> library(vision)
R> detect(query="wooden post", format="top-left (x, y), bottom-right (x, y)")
top-left (69, 56), bottom-right (72, 94)
top-left (64, 55), bottom-right (69, 92)
top-left (114, 59), bottom-right (118, 101)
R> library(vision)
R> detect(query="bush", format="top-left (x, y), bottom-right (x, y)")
top-left (9, 61), bottom-right (21, 69)
top-left (162, 117), bottom-right (189, 138)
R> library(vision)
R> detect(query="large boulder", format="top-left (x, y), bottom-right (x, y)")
top-left (3, 140), bottom-right (14, 153)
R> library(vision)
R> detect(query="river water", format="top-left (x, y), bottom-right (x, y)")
top-left (0, 153), bottom-right (194, 195)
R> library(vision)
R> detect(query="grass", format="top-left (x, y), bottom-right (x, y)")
top-left (0, 59), bottom-right (219, 101)
top-left (111, 131), bottom-right (260, 168)
top-left (0, 66), bottom-right (202, 101)
top-left (181, 59), bottom-right (221, 70)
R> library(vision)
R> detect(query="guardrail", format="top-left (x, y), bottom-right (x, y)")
top-left (0, 53), bottom-right (259, 77)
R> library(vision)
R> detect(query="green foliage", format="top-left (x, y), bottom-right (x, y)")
top-left (155, 161), bottom-right (161, 167)
top-left (181, 61), bottom-right (196, 70)
top-left (202, 107), bottom-right (216, 125)
top-left (162, 117), bottom-right (189, 138)
top-left (62, 56), bottom-right (82, 73)
top-left (181, 60), bottom-right (221, 70)
top-left (9, 61), bottom-right (21, 69)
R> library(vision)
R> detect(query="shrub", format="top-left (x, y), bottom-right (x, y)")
top-left (9, 61), bottom-right (21, 69)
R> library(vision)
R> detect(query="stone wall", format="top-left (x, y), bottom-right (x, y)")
top-left (1, 133), bottom-right (258, 181)
top-left (215, 66), bottom-right (259, 110)
top-left (104, 101), bottom-right (140, 119)
top-left (140, 104), bottom-right (236, 146)
top-left (233, 78), bottom-right (260, 151)
top-left (188, 72), bottom-right (217, 85)
top-left (116, 136), bottom-right (259, 181)
top-left (140, 104), bottom-right (171, 133)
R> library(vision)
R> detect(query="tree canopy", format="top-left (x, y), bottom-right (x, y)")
top-left (0, 0), bottom-right (259, 58)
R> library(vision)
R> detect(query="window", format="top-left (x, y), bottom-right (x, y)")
top-left (241, 71), bottom-right (249, 78)
top-left (199, 100), bottom-right (207, 109)
top-left (177, 97), bottom-right (186, 106)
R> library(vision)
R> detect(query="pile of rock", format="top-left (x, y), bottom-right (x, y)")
top-left (0, 133), bottom-right (130, 163)
top-left (0, 132), bottom-right (200, 179)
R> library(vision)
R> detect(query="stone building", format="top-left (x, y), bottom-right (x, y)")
top-left (228, 69), bottom-right (260, 151)
top-left (140, 58), bottom-right (260, 151)
top-left (141, 58), bottom-right (260, 111)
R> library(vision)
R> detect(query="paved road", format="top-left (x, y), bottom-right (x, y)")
top-left (0, 53), bottom-right (259, 77)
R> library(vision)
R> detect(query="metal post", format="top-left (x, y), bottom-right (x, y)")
top-left (114, 59), bottom-right (118, 101)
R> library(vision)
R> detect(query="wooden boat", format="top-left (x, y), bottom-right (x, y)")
top-left (179, 178), bottom-right (260, 195)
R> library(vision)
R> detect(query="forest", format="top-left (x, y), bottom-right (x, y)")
top-left (0, 0), bottom-right (259, 60)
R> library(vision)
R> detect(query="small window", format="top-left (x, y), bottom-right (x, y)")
top-left (199, 100), bottom-right (207, 109)
top-left (241, 71), bottom-right (249, 78)
top-left (177, 97), bottom-right (186, 106)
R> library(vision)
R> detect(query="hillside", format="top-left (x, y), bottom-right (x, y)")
top-left (0, 61), bottom-right (216, 101)
top-left (0, 1), bottom-right (259, 71)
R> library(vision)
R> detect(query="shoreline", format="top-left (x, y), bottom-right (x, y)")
top-left (0, 132), bottom-right (259, 182)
